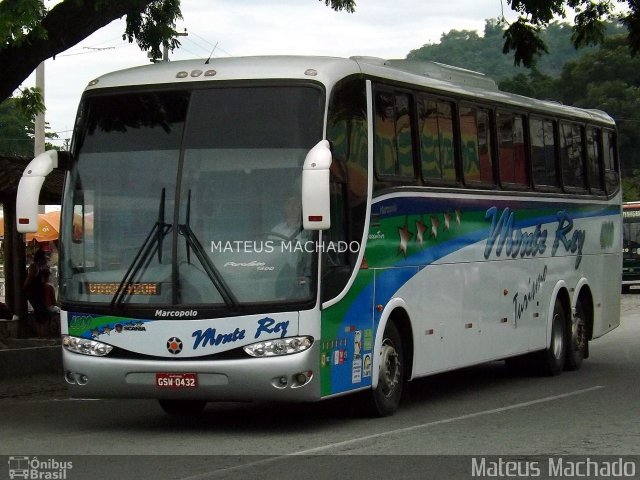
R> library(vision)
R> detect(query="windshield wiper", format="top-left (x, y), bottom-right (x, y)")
top-left (179, 189), bottom-right (238, 308)
top-left (110, 188), bottom-right (171, 309)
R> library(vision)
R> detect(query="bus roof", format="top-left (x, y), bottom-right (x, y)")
top-left (85, 55), bottom-right (615, 126)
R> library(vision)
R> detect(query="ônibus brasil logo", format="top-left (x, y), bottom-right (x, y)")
top-left (8, 456), bottom-right (73, 479)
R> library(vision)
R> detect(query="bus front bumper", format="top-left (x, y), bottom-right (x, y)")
top-left (62, 343), bottom-right (321, 402)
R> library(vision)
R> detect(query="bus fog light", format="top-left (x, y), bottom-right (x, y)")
top-left (63, 335), bottom-right (113, 357)
top-left (292, 370), bottom-right (313, 388)
top-left (64, 371), bottom-right (89, 385)
top-left (65, 371), bottom-right (76, 385)
top-left (243, 336), bottom-right (313, 357)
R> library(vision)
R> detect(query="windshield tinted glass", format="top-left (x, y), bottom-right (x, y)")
top-left (63, 85), bottom-right (323, 311)
top-left (624, 214), bottom-right (640, 260)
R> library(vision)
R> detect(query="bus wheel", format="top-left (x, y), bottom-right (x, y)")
top-left (565, 301), bottom-right (587, 371)
top-left (368, 322), bottom-right (404, 417)
top-left (158, 399), bottom-right (207, 416)
top-left (536, 299), bottom-right (566, 376)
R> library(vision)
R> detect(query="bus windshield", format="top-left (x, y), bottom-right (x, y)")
top-left (63, 85), bottom-right (324, 311)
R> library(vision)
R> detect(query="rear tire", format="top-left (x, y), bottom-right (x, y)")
top-left (158, 399), bottom-right (207, 416)
top-left (535, 298), bottom-right (566, 376)
top-left (367, 322), bottom-right (404, 417)
top-left (565, 301), bottom-right (587, 371)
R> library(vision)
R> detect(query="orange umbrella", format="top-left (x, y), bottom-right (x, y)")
top-left (25, 211), bottom-right (61, 242)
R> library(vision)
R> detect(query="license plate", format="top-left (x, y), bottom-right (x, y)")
top-left (156, 372), bottom-right (198, 389)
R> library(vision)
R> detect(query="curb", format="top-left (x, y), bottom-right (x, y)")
top-left (0, 346), bottom-right (63, 379)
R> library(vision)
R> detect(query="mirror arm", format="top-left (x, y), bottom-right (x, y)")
top-left (16, 150), bottom-right (64, 233)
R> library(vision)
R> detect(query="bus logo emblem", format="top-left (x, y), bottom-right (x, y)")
top-left (167, 337), bottom-right (183, 355)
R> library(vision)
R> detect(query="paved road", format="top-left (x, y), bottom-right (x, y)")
top-left (1, 294), bottom-right (639, 479)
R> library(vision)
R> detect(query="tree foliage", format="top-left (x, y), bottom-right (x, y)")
top-left (0, 0), bottom-right (356, 112)
top-left (0, 98), bottom-right (32, 157)
top-left (0, 0), bottom-right (181, 105)
top-left (502, 0), bottom-right (640, 67)
top-left (0, 97), bottom-right (58, 157)
top-left (408, 19), bottom-right (617, 79)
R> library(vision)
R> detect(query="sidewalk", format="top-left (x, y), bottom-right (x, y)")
top-left (0, 337), bottom-right (63, 379)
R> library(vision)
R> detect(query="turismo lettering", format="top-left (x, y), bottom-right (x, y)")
top-left (513, 266), bottom-right (547, 324)
top-left (484, 207), bottom-right (585, 268)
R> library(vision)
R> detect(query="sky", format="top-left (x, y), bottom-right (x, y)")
top-left (23, 0), bottom-right (518, 148)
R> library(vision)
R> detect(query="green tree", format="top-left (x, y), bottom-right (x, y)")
top-left (498, 68), bottom-right (559, 99)
top-left (0, 97), bottom-right (59, 156)
top-left (408, 19), bottom-right (606, 80)
top-left (555, 36), bottom-right (640, 175)
top-left (622, 173), bottom-right (640, 201)
top-left (502, 0), bottom-right (640, 67)
top-left (408, 20), bottom-right (522, 78)
top-left (0, 0), bottom-right (355, 108)
top-left (0, 97), bottom-right (32, 156)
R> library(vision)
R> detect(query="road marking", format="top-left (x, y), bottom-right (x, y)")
top-left (178, 385), bottom-right (605, 479)
top-left (294, 385), bottom-right (605, 455)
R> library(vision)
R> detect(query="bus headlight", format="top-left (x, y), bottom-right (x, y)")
top-left (243, 336), bottom-right (313, 357)
top-left (62, 335), bottom-right (113, 356)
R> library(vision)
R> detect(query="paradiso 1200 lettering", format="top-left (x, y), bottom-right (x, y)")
top-left (484, 207), bottom-right (586, 268)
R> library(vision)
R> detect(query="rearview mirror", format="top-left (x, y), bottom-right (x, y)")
top-left (302, 140), bottom-right (332, 230)
top-left (16, 150), bottom-right (60, 233)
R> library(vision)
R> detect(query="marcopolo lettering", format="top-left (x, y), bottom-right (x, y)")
top-left (155, 309), bottom-right (198, 318)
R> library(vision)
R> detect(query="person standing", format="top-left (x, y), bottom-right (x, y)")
top-left (24, 249), bottom-right (49, 337)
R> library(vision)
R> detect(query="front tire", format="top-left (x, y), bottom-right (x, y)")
top-left (367, 322), bottom-right (404, 417)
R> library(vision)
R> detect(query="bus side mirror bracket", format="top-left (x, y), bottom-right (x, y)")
top-left (16, 150), bottom-right (63, 233)
top-left (302, 140), bottom-right (332, 230)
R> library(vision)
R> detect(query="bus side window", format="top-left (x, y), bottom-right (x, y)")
top-left (323, 77), bottom-right (369, 302)
top-left (530, 117), bottom-right (559, 188)
top-left (321, 179), bottom-right (353, 301)
top-left (459, 104), bottom-right (495, 186)
top-left (560, 121), bottom-right (586, 191)
top-left (418, 96), bottom-right (457, 183)
top-left (603, 129), bottom-right (620, 195)
top-left (374, 90), bottom-right (415, 179)
top-left (497, 111), bottom-right (528, 187)
top-left (586, 126), bottom-right (605, 194)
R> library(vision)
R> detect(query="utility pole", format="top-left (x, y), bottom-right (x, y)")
top-left (34, 62), bottom-right (45, 156)
top-left (153, 29), bottom-right (188, 62)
